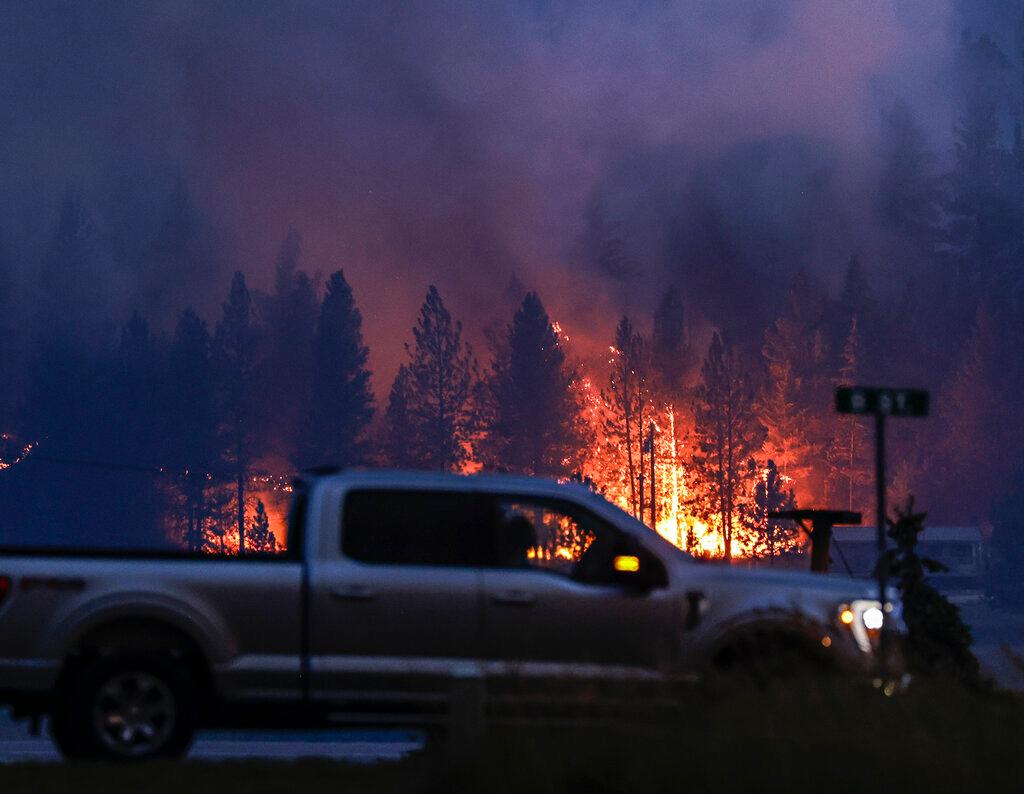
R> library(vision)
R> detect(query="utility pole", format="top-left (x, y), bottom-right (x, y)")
top-left (648, 422), bottom-right (656, 529)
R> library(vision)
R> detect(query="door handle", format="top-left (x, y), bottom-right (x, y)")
top-left (330, 585), bottom-right (376, 602)
top-left (490, 589), bottom-right (536, 606)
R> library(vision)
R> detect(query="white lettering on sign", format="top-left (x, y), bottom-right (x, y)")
top-left (878, 392), bottom-right (893, 414)
top-left (851, 390), bottom-right (867, 412)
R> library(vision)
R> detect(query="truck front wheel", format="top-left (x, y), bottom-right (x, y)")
top-left (53, 654), bottom-right (198, 761)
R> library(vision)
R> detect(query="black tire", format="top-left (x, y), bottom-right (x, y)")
top-left (713, 631), bottom-right (828, 683)
top-left (48, 708), bottom-right (84, 760)
top-left (52, 653), bottom-right (198, 761)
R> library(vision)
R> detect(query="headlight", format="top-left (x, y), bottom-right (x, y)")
top-left (837, 599), bottom-right (887, 653)
top-left (862, 606), bottom-right (884, 631)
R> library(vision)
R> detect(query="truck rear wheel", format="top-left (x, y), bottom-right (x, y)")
top-left (54, 654), bottom-right (198, 761)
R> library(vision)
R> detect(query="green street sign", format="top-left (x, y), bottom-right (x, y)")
top-left (835, 387), bottom-right (929, 417)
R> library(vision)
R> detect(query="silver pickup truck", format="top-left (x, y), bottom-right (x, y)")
top-left (0, 470), bottom-right (894, 760)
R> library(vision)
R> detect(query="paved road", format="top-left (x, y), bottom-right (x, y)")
top-left (0, 719), bottom-right (424, 763)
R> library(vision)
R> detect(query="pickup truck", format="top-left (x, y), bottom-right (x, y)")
top-left (0, 470), bottom-right (896, 760)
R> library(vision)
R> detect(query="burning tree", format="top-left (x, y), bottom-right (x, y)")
top-left (748, 459), bottom-right (800, 563)
top-left (164, 308), bottom-right (221, 552)
top-left (826, 316), bottom-right (873, 510)
top-left (758, 270), bottom-right (830, 505)
top-left (213, 272), bottom-right (260, 555)
top-left (603, 315), bottom-right (651, 518)
top-left (690, 332), bottom-right (765, 561)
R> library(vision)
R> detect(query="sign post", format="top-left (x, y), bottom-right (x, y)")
top-left (835, 387), bottom-right (929, 631)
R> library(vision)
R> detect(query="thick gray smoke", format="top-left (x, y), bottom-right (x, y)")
top-left (0, 0), bottom-right (968, 381)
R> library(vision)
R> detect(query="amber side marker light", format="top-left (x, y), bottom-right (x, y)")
top-left (613, 555), bottom-right (640, 573)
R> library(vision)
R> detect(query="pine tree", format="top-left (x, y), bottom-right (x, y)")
top-left (295, 270), bottom-right (374, 470)
top-left (651, 286), bottom-right (692, 397)
top-left (395, 286), bottom-right (479, 471)
top-left (110, 312), bottom-right (163, 467)
top-left (164, 308), bottom-right (220, 552)
top-left (826, 317), bottom-right (873, 511)
top-left (749, 459), bottom-right (798, 563)
top-left (604, 316), bottom-right (650, 517)
top-left (880, 499), bottom-right (979, 684)
top-left (759, 270), bottom-right (830, 504)
top-left (246, 499), bottom-right (277, 554)
top-left (945, 87), bottom-right (1016, 294)
top-left (384, 365), bottom-right (416, 468)
top-left (934, 304), bottom-right (1007, 521)
top-left (483, 292), bottom-right (584, 476)
top-left (259, 229), bottom-right (318, 462)
top-left (213, 272), bottom-right (260, 555)
top-left (690, 332), bottom-right (765, 561)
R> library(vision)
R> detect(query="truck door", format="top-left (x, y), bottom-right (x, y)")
top-left (308, 487), bottom-right (490, 705)
top-left (481, 496), bottom-right (680, 682)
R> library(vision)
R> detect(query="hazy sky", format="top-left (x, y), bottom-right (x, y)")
top-left (0, 0), bottom-right (995, 385)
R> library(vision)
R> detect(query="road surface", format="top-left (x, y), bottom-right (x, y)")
top-left (0, 719), bottom-right (424, 763)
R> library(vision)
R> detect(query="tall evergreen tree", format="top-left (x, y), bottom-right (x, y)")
top-left (164, 308), bottom-right (220, 552)
top-left (258, 229), bottom-right (318, 461)
top-left (651, 286), bottom-right (692, 396)
top-left (295, 270), bottom-right (374, 470)
top-left (384, 365), bottom-right (416, 469)
top-left (604, 315), bottom-right (650, 517)
top-left (213, 272), bottom-right (260, 555)
top-left (826, 317), bottom-right (873, 511)
top-left (749, 459), bottom-right (798, 564)
top-left (934, 304), bottom-right (1007, 522)
top-left (483, 292), bottom-right (584, 476)
top-left (395, 286), bottom-right (479, 471)
top-left (109, 312), bottom-right (163, 467)
top-left (247, 499), bottom-right (277, 553)
top-left (690, 332), bottom-right (765, 562)
top-left (880, 500), bottom-right (979, 684)
top-left (945, 88), bottom-right (1017, 296)
top-left (758, 270), bottom-right (829, 503)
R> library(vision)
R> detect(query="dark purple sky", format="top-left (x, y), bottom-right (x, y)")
top-left (0, 1), bottom-right (1005, 385)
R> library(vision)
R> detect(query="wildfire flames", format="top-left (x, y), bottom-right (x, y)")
top-left (571, 348), bottom-right (804, 561)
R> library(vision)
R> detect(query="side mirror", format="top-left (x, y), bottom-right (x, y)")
top-left (610, 550), bottom-right (667, 591)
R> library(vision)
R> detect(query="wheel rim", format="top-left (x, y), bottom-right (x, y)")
top-left (92, 671), bottom-right (176, 756)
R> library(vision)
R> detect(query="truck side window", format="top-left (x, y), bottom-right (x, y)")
top-left (342, 489), bottom-right (493, 567)
top-left (493, 498), bottom-right (620, 581)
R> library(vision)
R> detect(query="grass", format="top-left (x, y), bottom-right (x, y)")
top-left (2, 678), bottom-right (1023, 793)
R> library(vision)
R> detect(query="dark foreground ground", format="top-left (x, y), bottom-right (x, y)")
top-left (1, 602), bottom-right (1022, 793)
top-left (2, 677), bottom-right (1024, 794)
